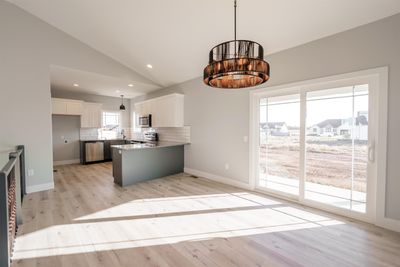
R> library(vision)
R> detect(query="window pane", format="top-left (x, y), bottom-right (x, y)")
top-left (305, 85), bottom-right (368, 212)
top-left (101, 111), bottom-right (121, 139)
top-left (259, 94), bottom-right (300, 196)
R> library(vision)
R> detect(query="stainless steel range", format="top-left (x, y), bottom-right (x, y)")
top-left (144, 132), bottom-right (158, 142)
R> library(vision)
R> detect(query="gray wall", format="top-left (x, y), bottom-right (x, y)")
top-left (133, 83), bottom-right (250, 184)
top-left (51, 89), bottom-right (131, 128)
top-left (0, 1), bottom-right (154, 190)
top-left (132, 13), bottom-right (400, 220)
top-left (52, 115), bottom-right (80, 162)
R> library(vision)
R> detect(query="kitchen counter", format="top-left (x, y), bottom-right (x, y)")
top-left (111, 142), bottom-right (187, 187)
top-left (79, 138), bottom-right (127, 142)
top-left (111, 141), bottom-right (189, 150)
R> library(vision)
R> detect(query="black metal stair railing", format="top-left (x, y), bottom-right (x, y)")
top-left (0, 145), bottom-right (25, 267)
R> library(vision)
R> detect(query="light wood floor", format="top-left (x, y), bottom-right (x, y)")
top-left (11, 162), bottom-right (400, 267)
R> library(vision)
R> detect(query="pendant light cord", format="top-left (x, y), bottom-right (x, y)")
top-left (234, 0), bottom-right (237, 42)
top-left (234, 0), bottom-right (237, 57)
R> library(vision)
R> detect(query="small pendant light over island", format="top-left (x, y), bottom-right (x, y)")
top-left (119, 95), bottom-right (126, 111)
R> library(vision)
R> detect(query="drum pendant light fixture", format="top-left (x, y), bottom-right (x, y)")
top-left (203, 0), bottom-right (270, 89)
top-left (119, 95), bottom-right (126, 111)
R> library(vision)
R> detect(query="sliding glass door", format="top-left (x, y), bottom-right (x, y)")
top-left (254, 80), bottom-right (375, 219)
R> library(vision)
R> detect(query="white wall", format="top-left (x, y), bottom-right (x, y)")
top-left (0, 1), bottom-right (154, 191)
top-left (132, 13), bottom-right (400, 221)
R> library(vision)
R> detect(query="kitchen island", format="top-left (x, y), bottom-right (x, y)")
top-left (111, 142), bottom-right (186, 187)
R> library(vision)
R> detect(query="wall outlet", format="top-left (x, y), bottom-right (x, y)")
top-left (243, 136), bottom-right (248, 143)
top-left (28, 169), bottom-right (34, 176)
top-left (224, 163), bottom-right (229, 170)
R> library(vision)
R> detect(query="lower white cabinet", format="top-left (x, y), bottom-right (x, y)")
top-left (135, 93), bottom-right (184, 128)
top-left (81, 102), bottom-right (102, 128)
top-left (52, 98), bottom-right (83, 115)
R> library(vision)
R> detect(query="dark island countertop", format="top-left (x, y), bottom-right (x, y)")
top-left (111, 141), bottom-right (189, 150)
top-left (80, 138), bottom-right (128, 142)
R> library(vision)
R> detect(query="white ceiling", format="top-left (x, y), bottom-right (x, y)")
top-left (50, 65), bottom-right (159, 99)
top-left (9, 0), bottom-right (400, 89)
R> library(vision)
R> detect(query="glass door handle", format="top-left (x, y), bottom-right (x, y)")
top-left (368, 141), bottom-right (375, 163)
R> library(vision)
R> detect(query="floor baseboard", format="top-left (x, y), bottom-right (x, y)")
top-left (184, 167), bottom-right (252, 190)
top-left (53, 159), bottom-right (80, 166)
top-left (26, 182), bottom-right (54, 193)
top-left (377, 217), bottom-right (400, 233)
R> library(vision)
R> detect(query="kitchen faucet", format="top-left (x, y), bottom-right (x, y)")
top-left (121, 129), bottom-right (126, 140)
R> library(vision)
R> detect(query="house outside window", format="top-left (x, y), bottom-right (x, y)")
top-left (101, 111), bottom-right (121, 139)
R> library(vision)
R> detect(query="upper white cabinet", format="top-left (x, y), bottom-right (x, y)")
top-left (52, 98), bottom-right (83, 115)
top-left (135, 94), bottom-right (184, 128)
top-left (134, 102), bottom-right (144, 116)
top-left (81, 102), bottom-right (102, 128)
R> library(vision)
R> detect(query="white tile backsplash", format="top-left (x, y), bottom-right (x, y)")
top-left (79, 128), bottom-right (99, 140)
top-left (80, 127), bottom-right (134, 140)
top-left (80, 126), bottom-right (190, 143)
top-left (151, 127), bottom-right (191, 143)
top-left (130, 131), bottom-right (144, 140)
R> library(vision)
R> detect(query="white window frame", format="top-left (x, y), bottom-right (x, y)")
top-left (100, 110), bottom-right (122, 139)
top-left (249, 67), bottom-right (388, 226)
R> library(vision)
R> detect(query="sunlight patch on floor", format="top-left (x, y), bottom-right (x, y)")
top-left (13, 192), bottom-right (344, 260)
top-left (74, 192), bottom-right (281, 221)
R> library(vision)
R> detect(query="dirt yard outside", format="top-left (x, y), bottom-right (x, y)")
top-left (259, 136), bottom-right (367, 192)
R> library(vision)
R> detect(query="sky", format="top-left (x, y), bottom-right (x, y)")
top-left (259, 85), bottom-right (369, 127)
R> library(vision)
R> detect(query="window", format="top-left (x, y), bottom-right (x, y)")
top-left (257, 85), bottom-right (370, 213)
top-left (250, 68), bottom-right (388, 223)
top-left (101, 111), bottom-right (121, 139)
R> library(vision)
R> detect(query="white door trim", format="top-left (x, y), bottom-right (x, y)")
top-left (249, 67), bottom-right (389, 228)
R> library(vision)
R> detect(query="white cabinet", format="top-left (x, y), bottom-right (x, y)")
top-left (81, 102), bottom-right (102, 128)
top-left (52, 98), bottom-right (83, 115)
top-left (67, 101), bottom-right (84, 115)
top-left (52, 99), bottom-right (67, 114)
top-left (135, 93), bottom-right (184, 128)
top-left (136, 101), bottom-right (152, 116)
top-left (51, 98), bottom-right (102, 128)
top-left (135, 102), bottom-right (144, 116)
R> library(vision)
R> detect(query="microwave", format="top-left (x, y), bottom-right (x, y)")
top-left (138, 114), bottom-right (152, 128)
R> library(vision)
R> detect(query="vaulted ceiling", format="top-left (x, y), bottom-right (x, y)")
top-left (8, 0), bottom-right (400, 90)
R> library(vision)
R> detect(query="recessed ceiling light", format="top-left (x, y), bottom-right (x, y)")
top-left (116, 90), bottom-right (121, 93)
top-left (73, 83), bottom-right (79, 87)
top-left (128, 84), bottom-right (134, 87)
top-left (146, 64), bottom-right (153, 69)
